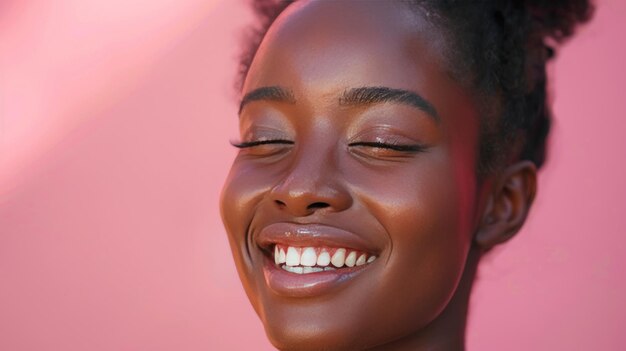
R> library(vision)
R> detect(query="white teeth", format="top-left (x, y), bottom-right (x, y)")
top-left (331, 248), bottom-right (346, 267)
top-left (345, 251), bottom-right (357, 267)
top-left (275, 245), bottom-right (378, 270)
top-left (356, 253), bottom-right (367, 266)
top-left (281, 265), bottom-right (329, 274)
top-left (290, 266), bottom-right (303, 274)
top-left (300, 247), bottom-right (317, 267)
top-left (303, 266), bottom-right (323, 273)
top-left (286, 247), bottom-right (301, 266)
top-left (317, 250), bottom-right (331, 266)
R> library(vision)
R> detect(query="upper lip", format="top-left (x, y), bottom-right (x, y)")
top-left (255, 222), bottom-right (380, 255)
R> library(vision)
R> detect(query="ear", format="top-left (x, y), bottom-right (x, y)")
top-left (474, 160), bottom-right (538, 250)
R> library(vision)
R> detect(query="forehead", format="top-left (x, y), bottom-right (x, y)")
top-left (244, 0), bottom-right (452, 96)
top-left (242, 0), bottom-right (480, 147)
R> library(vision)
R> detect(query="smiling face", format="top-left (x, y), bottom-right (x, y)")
top-left (221, 1), bottom-right (487, 350)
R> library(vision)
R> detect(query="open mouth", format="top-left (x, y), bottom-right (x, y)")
top-left (255, 222), bottom-right (381, 296)
top-left (273, 245), bottom-right (377, 274)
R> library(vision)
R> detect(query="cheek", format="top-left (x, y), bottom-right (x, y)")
top-left (219, 160), bottom-right (274, 303)
top-left (220, 159), bottom-right (275, 233)
top-left (347, 154), bottom-right (476, 331)
top-left (220, 164), bottom-right (250, 247)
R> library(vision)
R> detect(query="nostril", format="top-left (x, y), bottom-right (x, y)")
top-left (307, 202), bottom-right (330, 211)
top-left (274, 199), bottom-right (331, 215)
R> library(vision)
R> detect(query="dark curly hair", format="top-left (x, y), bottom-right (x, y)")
top-left (237, 0), bottom-right (593, 175)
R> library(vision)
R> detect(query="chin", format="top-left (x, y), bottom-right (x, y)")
top-left (260, 310), bottom-right (375, 351)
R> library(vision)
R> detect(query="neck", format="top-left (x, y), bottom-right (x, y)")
top-left (369, 246), bottom-right (482, 351)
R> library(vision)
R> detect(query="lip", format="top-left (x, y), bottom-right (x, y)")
top-left (254, 222), bottom-right (381, 297)
top-left (255, 222), bottom-right (380, 254)
top-left (262, 255), bottom-right (371, 297)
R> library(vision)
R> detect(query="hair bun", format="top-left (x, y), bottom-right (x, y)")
top-left (525, 0), bottom-right (594, 42)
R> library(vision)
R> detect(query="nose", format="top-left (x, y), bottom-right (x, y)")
top-left (269, 148), bottom-right (352, 217)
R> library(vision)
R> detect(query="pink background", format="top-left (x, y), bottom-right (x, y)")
top-left (1, 0), bottom-right (624, 350)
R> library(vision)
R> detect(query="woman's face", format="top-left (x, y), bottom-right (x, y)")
top-left (221, 1), bottom-right (485, 349)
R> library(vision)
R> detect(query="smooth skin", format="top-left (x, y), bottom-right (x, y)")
top-left (220, 1), bottom-right (536, 350)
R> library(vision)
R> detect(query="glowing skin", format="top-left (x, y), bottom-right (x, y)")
top-left (221, 1), bottom-right (536, 350)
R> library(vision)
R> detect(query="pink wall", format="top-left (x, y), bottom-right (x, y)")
top-left (0, 1), bottom-right (624, 350)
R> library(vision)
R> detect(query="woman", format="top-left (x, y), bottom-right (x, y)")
top-left (220, 0), bottom-right (592, 350)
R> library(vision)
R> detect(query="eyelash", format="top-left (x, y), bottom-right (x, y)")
top-left (230, 139), bottom-right (294, 148)
top-left (348, 141), bottom-right (426, 153)
top-left (231, 140), bottom-right (425, 153)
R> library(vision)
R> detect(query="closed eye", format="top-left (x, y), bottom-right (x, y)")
top-left (230, 139), bottom-right (294, 148)
top-left (348, 141), bottom-right (426, 153)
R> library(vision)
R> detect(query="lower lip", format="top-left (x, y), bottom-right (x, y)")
top-left (262, 256), bottom-right (369, 298)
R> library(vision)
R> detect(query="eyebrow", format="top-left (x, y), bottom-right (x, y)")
top-left (339, 86), bottom-right (439, 122)
top-left (239, 85), bottom-right (439, 122)
top-left (239, 86), bottom-right (296, 114)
